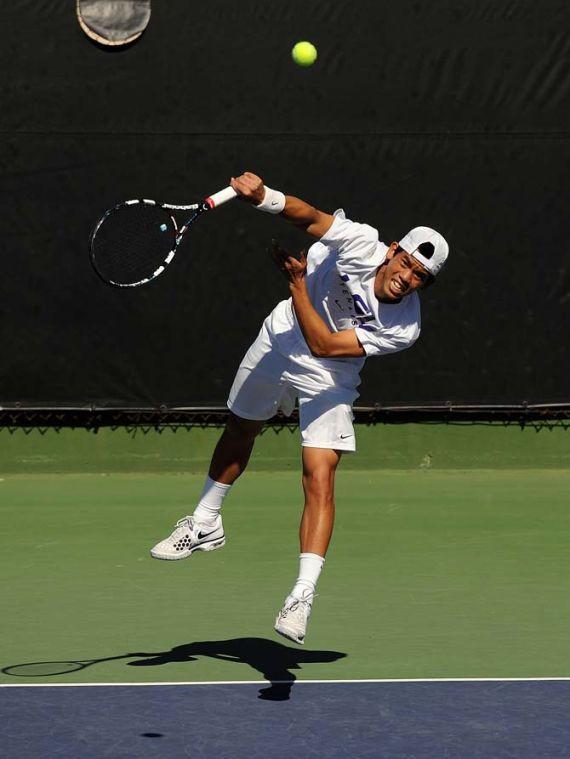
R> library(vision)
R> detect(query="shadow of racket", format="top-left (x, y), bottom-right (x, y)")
top-left (2, 653), bottom-right (154, 677)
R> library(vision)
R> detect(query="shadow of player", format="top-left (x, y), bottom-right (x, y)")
top-left (2, 638), bottom-right (346, 701)
top-left (129, 637), bottom-right (347, 700)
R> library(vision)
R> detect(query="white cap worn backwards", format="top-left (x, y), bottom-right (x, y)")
top-left (398, 226), bottom-right (449, 277)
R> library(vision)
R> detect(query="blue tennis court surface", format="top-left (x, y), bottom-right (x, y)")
top-left (3, 680), bottom-right (570, 758)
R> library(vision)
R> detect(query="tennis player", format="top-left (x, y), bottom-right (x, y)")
top-left (151, 172), bottom-right (449, 644)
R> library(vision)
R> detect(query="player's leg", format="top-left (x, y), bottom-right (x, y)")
top-left (208, 412), bottom-right (264, 484)
top-left (191, 412), bottom-right (264, 521)
top-left (275, 396), bottom-right (354, 644)
top-left (150, 412), bottom-right (264, 561)
top-left (151, 321), bottom-right (290, 560)
top-left (274, 447), bottom-right (341, 644)
top-left (299, 446), bottom-right (341, 557)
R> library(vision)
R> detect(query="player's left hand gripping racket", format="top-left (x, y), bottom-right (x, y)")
top-left (89, 185), bottom-right (238, 287)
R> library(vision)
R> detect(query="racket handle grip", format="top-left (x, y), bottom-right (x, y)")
top-left (205, 186), bottom-right (238, 209)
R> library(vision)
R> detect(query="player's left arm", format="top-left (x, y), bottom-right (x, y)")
top-left (271, 243), bottom-right (365, 359)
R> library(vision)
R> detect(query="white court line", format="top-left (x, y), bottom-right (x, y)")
top-left (2, 677), bottom-right (570, 688)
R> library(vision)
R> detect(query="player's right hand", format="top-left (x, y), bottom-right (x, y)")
top-left (230, 172), bottom-right (265, 205)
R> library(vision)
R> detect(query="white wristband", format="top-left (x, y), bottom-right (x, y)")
top-left (255, 186), bottom-right (286, 214)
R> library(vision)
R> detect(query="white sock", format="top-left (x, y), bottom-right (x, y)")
top-left (290, 553), bottom-right (325, 601)
top-left (192, 476), bottom-right (232, 524)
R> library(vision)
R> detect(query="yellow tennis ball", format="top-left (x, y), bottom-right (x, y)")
top-left (292, 41), bottom-right (317, 67)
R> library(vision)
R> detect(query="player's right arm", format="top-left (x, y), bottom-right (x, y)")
top-left (280, 195), bottom-right (335, 238)
top-left (230, 172), bottom-right (335, 238)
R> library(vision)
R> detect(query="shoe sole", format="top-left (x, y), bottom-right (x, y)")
top-left (150, 536), bottom-right (226, 561)
top-left (274, 623), bottom-right (305, 645)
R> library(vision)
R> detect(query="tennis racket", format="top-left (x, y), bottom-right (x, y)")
top-left (89, 185), bottom-right (238, 287)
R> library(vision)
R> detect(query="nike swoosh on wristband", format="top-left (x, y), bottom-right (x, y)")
top-left (339, 434), bottom-right (353, 439)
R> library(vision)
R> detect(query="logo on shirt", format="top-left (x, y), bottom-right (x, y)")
top-left (339, 274), bottom-right (376, 332)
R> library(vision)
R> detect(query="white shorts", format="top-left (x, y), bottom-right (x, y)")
top-left (227, 322), bottom-right (357, 452)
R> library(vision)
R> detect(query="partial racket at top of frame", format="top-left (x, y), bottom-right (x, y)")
top-left (89, 185), bottom-right (238, 288)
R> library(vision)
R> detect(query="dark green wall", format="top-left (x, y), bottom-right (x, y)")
top-left (1, 1), bottom-right (568, 407)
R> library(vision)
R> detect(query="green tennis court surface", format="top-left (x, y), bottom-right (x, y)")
top-left (1, 425), bottom-right (569, 685)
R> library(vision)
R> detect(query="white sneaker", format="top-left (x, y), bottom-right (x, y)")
top-left (274, 591), bottom-right (314, 645)
top-left (150, 515), bottom-right (225, 560)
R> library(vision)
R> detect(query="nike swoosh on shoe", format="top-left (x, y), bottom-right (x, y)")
top-left (197, 528), bottom-right (219, 540)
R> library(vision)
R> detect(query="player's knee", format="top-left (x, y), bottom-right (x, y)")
top-left (226, 412), bottom-right (263, 441)
top-left (303, 466), bottom-right (336, 501)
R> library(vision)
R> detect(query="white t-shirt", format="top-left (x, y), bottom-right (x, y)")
top-left (265, 210), bottom-right (421, 390)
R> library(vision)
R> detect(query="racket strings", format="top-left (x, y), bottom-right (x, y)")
top-left (91, 203), bottom-right (177, 286)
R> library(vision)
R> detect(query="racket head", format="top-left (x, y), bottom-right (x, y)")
top-left (89, 199), bottom-right (179, 287)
